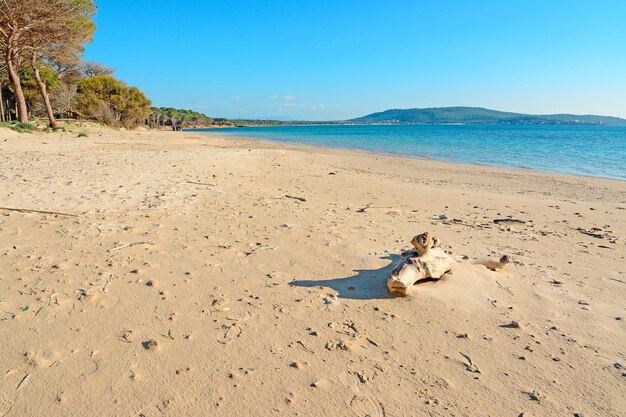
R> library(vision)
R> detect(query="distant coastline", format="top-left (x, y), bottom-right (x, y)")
top-left (349, 106), bottom-right (626, 126)
top-left (178, 106), bottom-right (626, 129)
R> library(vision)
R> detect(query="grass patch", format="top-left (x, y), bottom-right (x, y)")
top-left (77, 131), bottom-right (88, 138)
top-left (0, 121), bottom-right (39, 133)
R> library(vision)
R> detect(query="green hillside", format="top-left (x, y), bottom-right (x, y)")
top-left (350, 107), bottom-right (626, 126)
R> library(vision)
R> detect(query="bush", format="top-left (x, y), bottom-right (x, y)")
top-left (77, 131), bottom-right (88, 138)
top-left (76, 75), bottom-right (151, 128)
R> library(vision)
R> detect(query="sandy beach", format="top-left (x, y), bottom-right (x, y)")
top-left (0, 127), bottom-right (624, 416)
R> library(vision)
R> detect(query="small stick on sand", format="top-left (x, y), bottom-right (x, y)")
top-left (366, 337), bottom-right (380, 347)
top-left (297, 340), bottom-right (315, 354)
top-left (442, 218), bottom-right (480, 228)
top-left (496, 281), bottom-right (513, 294)
top-left (0, 206), bottom-right (78, 217)
top-left (494, 218), bottom-right (526, 224)
top-left (16, 372), bottom-right (31, 390)
top-left (285, 195), bottom-right (307, 202)
top-left (109, 240), bottom-right (154, 252)
top-left (186, 180), bottom-right (216, 186)
top-left (102, 275), bottom-right (113, 293)
top-left (459, 352), bottom-right (481, 373)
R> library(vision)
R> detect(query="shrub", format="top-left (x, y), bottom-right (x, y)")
top-left (77, 131), bottom-right (88, 138)
top-left (76, 75), bottom-right (151, 128)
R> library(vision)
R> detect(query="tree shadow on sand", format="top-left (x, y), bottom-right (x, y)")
top-left (291, 255), bottom-right (403, 300)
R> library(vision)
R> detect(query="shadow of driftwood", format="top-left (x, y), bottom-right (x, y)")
top-left (291, 255), bottom-right (403, 300)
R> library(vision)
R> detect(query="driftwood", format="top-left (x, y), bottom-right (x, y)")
top-left (0, 206), bottom-right (78, 217)
top-left (387, 232), bottom-right (454, 296)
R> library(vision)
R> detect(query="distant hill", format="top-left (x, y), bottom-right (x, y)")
top-left (350, 107), bottom-right (626, 126)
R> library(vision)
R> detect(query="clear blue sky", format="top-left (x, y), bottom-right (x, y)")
top-left (85, 1), bottom-right (626, 120)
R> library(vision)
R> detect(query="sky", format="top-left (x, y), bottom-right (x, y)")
top-left (84, 1), bottom-right (626, 120)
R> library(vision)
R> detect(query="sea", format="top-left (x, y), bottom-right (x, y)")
top-left (191, 124), bottom-right (626, 180)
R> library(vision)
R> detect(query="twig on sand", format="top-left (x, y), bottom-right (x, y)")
top-left (186, 180), bottom-right (215, 186)
top-left (441, 218), bottom-right (488, 229)
top-left (297, 340), bottom-right (315, 354)
top-left (459, 352), bottom-right (481, 373)
top-left (356, 204), bottom-right (397, 213)
top-left (109, 240), bottom-right (154, 252)
top-left (102, 275), bottom-right (113, 293)
top-left (496, 281), bottom-right (513, 294)
top-left (494, 218), bottom-right (526, 225)
top-left (366, 337), bottom-right (380, 348)
top-left (0, 206), bottom-right (78, 217)
top-left (285, 195), bottom-right (307, 202)
top-left (16, 372), bottom-right (30, 390)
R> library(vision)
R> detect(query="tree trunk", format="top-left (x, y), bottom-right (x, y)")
top-left (31, 55), bottom-right (56, 128)
top-left (0, 86), bottom-right (4, 122)
top-left (6, 51), bottom-right (28, 123)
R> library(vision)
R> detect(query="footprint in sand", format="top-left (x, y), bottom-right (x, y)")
top-left (258, 264), bottom-right (291, 281)
top-left (218, 324), bottom-right (242, 344)
top-left (47, 298), bottom-right (75, 317)
top-left (349, 395), bottom-right (386, 417)
top-left (0, 369), bottom-right (28, 417)
top-left (67, 349), bottom-right (99, 378)
top-left (209, 293), bottom-right (230, 312)
top-left (205, 258), bottom-right (224, 275)
top-left (24, 350), bottom-right (64, 369)
top-left (307, 292), bottom-right (339, 310)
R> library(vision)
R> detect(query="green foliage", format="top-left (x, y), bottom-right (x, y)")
top-left (76, 75), bottom-right (151, 128)
top-left (148, 107), bottom-right (347, 128)
top-left (63, 0), bottom-right (97, 64)
top-left (20, 65), bottom-right (60, 106)
top-left (150, 107), bottom-right (226, 128)
top-left (76, 75), bottom-right (122, 114)
top-left (77, 131), bottom-right (88, 137)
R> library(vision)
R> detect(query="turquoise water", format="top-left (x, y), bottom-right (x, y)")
top-left (192, 125), bottom-right (626, 180)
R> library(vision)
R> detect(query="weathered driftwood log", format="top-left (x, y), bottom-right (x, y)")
top-left (387, 232), bottom-right (454, 296)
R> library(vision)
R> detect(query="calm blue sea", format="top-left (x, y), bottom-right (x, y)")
top-left (192, 125), bottom-right (626, 180)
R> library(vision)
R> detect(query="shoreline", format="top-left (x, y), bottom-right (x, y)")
top-left (192, 129), bottom-right (626, 183)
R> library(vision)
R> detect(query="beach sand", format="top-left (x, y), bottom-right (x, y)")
top-left (0, 126), bottom-right (624, 416)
